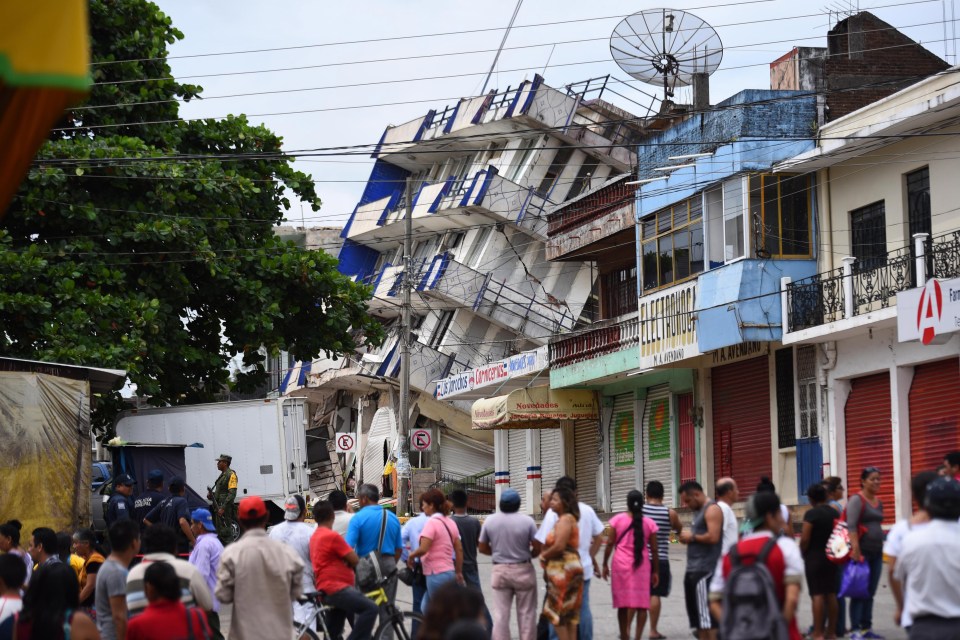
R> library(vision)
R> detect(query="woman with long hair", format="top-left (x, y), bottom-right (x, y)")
top-left (0, 563), bottom-right (98, 640)
top-left (407, 489), bottom-right (465, 612)
top-left (0, 521), bottom-right (31, 588)
top-left (846, 466), bottom-right (884, 640)
top-left (540, 487), bottom-right (583, 640)
top-left (602, 490), bottom-right (660, 640)
top-left (800, 483), bottom-right (839, 640)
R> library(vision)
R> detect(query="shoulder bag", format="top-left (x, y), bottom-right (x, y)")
top-left (356, 509), bottom-right (388, 591)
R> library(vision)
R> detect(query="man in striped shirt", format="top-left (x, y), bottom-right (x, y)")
top-left (643, 480), bottom-right (683, 640)
top-left (126, 524), bottom-right (212, 618)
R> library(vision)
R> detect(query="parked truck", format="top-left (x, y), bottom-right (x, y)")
top-left (113, 397), bottom-right (310, 520)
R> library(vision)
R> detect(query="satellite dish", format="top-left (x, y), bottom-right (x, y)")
top-left (610, 8), bottom-right (723, 99)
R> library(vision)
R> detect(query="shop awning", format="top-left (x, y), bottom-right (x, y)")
top-left (471, 387), bottom-right (598, 430)
top-left (0, 0), bottom-right (91, 217)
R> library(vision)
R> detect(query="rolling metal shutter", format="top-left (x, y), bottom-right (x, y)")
top-left (844, 372), bottom-right (895, 524)
top-left (608, 392), bottom-right (638, 511)
top-left (642, 385), bottom-right (675, 507)
top-left (909, 358), bottom-right (960, 477)
top-left (440, 431), bottom-right (494, 478)
top-left (362, 408), bottom-right (395, 486)
top-left (712, 356), bottom-right (771, 500)
top-left (574, 418), bottom-right (600, 509)
top-left (540, 428), bottom-right (564, 493)
top-left (508, 429), bottom-right (528, 510)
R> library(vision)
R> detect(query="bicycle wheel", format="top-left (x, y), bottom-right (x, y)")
top-left (374, 609), bottom-right (423, 640)
top-left (292, 621), bottom-right (322, 640)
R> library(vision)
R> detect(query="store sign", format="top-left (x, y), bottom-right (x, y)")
top-left (612, 411), bottom-right (635, 467)
top-left (472, 387), bottom-right (598, 430)
top-left (435, 346), bottom-right (547, 400)
top-left (709, 341), bottom-right (767, 366)
top-left (897, 277), bottom-right (960, 345)
top-left (638, 280), bottom-right (701, 369)
top-left (647, 398), bottom-right (671, 460)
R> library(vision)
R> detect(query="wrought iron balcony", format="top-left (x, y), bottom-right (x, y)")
top-left (548, 313), bottom-right (640, 368)
top-left (785, 230), bottom-right (960, 332)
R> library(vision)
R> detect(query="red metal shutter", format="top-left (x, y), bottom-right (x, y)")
top-left (712, 356), bottom-right (771, 500)
top-left (677, 392), bottom-right (697, 485)
top-left (844, 373), bottom-right (895, 524)
top-left (909, 358), bottom-right (960, 478)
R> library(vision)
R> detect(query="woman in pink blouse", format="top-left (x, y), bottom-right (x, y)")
top-left (602, 489), bottom-right (660, 640)
top-left (406, 489), bottom-right (464, 612)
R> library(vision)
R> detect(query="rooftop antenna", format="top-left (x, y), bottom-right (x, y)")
top-left (610, 8), bottom-right (722, 105)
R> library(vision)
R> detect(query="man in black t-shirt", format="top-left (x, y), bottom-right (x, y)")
top-left (134, 469), bottom-right (167, 532)
top-left (449, 489), bottom-right (492, 632)
top-left (143, 476), bottom-right (196, 553)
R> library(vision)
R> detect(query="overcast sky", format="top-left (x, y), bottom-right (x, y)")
top-left (155, 0), bottom-right (954, 227)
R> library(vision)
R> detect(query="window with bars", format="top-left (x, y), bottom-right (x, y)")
top-left (797, 345), bottom-right (818, 439)
top-left (907, 167), bottom-right (931, 286)
top-left (850, 201), bottom-right (887, 271)
top-left (601, 265), bottom-right (638, 319)
top-left (775, 347), bottom-right (797, 449)
top-left (749, 173), bottom-right (813, 258)
top-left (640, 195), bottom-right (704, 292)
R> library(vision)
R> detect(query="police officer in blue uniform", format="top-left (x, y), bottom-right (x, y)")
top-left (105, 473), bottom-right (136, 527)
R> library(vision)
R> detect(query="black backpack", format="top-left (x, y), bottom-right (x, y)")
top-left (720, 535), bottom-right (789, 640)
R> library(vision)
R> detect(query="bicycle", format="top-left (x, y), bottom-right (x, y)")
top-left (293, 575), bottom-right (423, 640)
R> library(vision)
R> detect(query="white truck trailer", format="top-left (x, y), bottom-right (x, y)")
top-left (113, 398), bottom-right (310, 513)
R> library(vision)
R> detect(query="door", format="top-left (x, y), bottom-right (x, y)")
top-left (676, 392), bottom-right (697, 487)
top-left (642, 385), bottom-right (675, 507)
top-left (909, 358), bottom-right (960, 477)
top-left (573, 418), bottom-right (600, 508)
top-left (712, 356), bottom-right (771, 500)
top-left (439, 431), bottom-right (494, 478)
top-left (508, 429), bottom-right (528, 511)
top-left (540, 428), bottom-right (564, 493)
top-left (282, 399), bottom-right (308, 494)
top-left (844, 372), bottom-right (894, 524)
top-left (608, 392), bottom-right (638, 511)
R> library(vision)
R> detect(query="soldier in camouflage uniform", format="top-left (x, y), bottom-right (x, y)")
top-left (209, 453), bottom-right (238, 544)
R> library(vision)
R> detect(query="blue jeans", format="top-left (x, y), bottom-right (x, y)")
top-left (849, 552), bottom-right (883, 632)
top-left (548, 577), bottom-right (592, 640)
top-left (423, 570), bottom-right (457, 612)
top-left (324, 586), bottom-right (379, 640)
top-left (411, 576), bottom-right (427, 638)
top-left (463, 565), bottom-right (493, 634)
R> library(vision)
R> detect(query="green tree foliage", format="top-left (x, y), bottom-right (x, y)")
top-left (0, 0), bottom-right (382, 433)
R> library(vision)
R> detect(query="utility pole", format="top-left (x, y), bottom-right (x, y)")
top-left (397, 176), bottom-right (414, 516)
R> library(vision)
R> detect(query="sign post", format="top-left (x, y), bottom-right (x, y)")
top-left (411, 428), bottom-right (433, 452)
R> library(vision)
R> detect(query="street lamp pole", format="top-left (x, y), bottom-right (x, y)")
top-left (397, 177), bottom-right (414, 516)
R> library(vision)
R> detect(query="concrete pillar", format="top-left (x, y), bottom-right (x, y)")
top-left (891, 366), bottom-right (915, 521)
top-left (781, 276), bottom-right (792, 334)
top-left (493, 430), bottom-right (509, 506)
top-left (914, 233), bottom-right (929, 283)
top-left (841, 257), bottom-right (856, 319)
top-left (525, 429), bottom-right (542, 516)
top-left (832, 378), bottom-right (852, 487)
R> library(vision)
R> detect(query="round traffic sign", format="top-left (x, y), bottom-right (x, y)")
top-left (411, 429), bottom-right (432, 451)
top-left (336, 433), bottom-right (356, 453)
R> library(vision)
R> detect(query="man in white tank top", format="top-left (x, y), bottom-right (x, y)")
top-left (715, 478), bottom-right (740, 555)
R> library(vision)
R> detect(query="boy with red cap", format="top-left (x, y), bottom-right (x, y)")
top-left (215, 496), bottom-right (304, 640)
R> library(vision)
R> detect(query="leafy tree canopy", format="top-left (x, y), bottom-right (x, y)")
top-left (1, 0), bottom-right (382, 434)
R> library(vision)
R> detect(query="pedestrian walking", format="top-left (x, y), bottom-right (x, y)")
top-left (95, 519), bottom-right (140, 640)
top-left (800, 483), bottom-right (839, 640)
top-left (449, 489), bottom-right (492, 632)
top-left (188, 508), bottom-right (224, 640)
top-left (73, 528), bottom-right (105, 613)
top-left (143, 475), bottom-right (196, 554)
top-left (0, 555), bottom-right (25, 625)
top-left (846, 466), bottom-right (885, 640)
top-left (539, 487), bottom-right (583, 640)
top-left (536, 476), bottom-right (604, 640)
top-left (401, 508), bottom-right (429, 623)
top-left (708, 491), bottom-right (804, 640)
top-left (309, 500), bottom-right (379, 640)
top-left (715, 477), bottom-right (740, 554)
top-left (105, 474), bottom-right (136, 528)
top-left (26, 527), bottom-right (60, 568)
top-left (884, 470), bottom-right (938, 630)
top-left (823, 475), bottom-right (846, 636)
top-left (602, 489), bottom-right (659, 640)
top-left (209, 454), bottom-right (238, 544)
top-left (215, 495), bottom-right (304, 640)
top-left (126, 524), bottom-right (212, 618)
top-left (478, 488), bottom-right (541, 640)
top-left (345, 483), bottom-right (403, 627)
top-left (126, 561), bottom-right (212, 640)
top-left (0, 521), bottom-right (31, 587)
top-left (406, 489), bottom-right (464, 612)
top-left (679, 480), bottom-right (723, 640)
top-left (133, 470), bottom-right (167, 532)
top-left (329, 489), bottom-right (354, 536)
top-left (0, 563), bottom-right (99, 640)
top-left (643, 480), bottom-right (682, 640)
top-left (893, 476), bottom-right (960, 639)
top-left (268, 494), bottom-right (317, 626)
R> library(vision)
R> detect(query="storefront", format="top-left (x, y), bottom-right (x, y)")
top-left (908, 358), bottom-right (960, 476)
top-left (641, 385), bottom-right (675, 506)
top-left (572, 417), bottom-right (600, 507)
top-left (843, 372), bottom-right (895, 523)
top-left (607, 392), bottom-right (639, 511)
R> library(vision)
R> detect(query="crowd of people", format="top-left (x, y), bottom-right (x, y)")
top-left (1, 451), bottom-right (959, 640)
